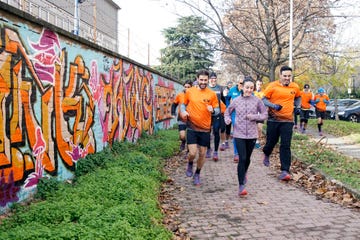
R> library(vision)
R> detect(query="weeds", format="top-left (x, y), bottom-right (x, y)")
top-left (0, 130), bottom-right (178, 240)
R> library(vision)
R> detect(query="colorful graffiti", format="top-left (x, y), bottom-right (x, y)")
top-left (0, 18), bottom-right (178, 210)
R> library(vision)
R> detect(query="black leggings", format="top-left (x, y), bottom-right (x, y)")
top-left (234, 138), bottom-right (256, 185)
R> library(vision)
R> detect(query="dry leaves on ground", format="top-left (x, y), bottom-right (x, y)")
top-left (270, 147), bottom-right (360, 210)
top-left (160, 153), bottom-right (191, 240)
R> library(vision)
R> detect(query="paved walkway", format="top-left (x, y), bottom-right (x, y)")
top-left (304, 126), bottom-right (360, 160)
top-left (170, 137), bottom-right (360, 239)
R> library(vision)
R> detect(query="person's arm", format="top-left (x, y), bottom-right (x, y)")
top-left (171, 103), bottom-right (178, 116)
top-left (262, 97), bottom-right (282, 110)
top-left (224, 101), bottom-right (235, 125)
top-left (294, 96), bottom-right (301, 108)
top-left (294, 96), bottom-right (301, 114)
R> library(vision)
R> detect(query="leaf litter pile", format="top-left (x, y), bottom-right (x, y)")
top-left (160, 140), bottom-right (359, 240)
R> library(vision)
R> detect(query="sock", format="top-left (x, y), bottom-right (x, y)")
top-left (317, 124), bottom-right (321, 132)
top-left (195, 168), bottom-right (201, 174)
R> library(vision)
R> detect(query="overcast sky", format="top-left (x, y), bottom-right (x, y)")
top-left (114, 0), bottom-right (183, 65)
top-left (113, 0), bottom-right (360, 66)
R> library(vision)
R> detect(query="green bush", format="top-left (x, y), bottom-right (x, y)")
top-left (0, 129), bottom-right (178, 240)
top-left (34, 177), bottom-right (61, 200)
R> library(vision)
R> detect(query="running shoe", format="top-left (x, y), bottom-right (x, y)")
top-left (319, 131), bottom-right (323, 136)
top-left (255, 142), bottom-right (261, 149)
top-left (225, 141), bottom-right (230, 149)
top-left (233, 154), bottom-right (239, 163)
top-left (193, 173), bottom-right (201, 186)
top-left (278, 171), bottom-right (291, 181)
top-left (213, 151), bottom-right (218, 161)
top-left (219, 143), bottom-right (226, 151)
top-left (263, 155), bottom-right (270, 167)
top-left (186, 163), bottom-right (193, 177)
top-left (238, 185), bottom-right (248, 196)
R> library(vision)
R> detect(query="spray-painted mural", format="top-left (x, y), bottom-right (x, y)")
top-left (0, 9), bottom-right (180, 212)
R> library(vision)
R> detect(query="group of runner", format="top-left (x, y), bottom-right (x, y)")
top-left (171, 67), bottom-right (330, 196)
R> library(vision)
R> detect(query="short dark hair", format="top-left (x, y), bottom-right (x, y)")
top-left (184, 80), bottom-right (193, 86)
top-left (196, 69), bottom-right (210, 78)
top-left (243, 75), bottom-right (255, 85)
top-left (280, 66), bottom-right (292, 74)
top-left (210, 72), bottom-right (217, 78)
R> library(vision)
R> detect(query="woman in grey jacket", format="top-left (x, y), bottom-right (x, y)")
top-left (224, 76), bottom-right (268, 196)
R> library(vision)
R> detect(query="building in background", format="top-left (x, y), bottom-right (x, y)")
top-left (0, 0), bottom-right (120, 52)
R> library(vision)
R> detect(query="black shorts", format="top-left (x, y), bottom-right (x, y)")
top-left (178, 124), bottom-right (187, 131)
top-left (186, 129), bottom-right (210, 147)
top-left (315, 109), bottom-right (326, 119)
top-left (256, 120), bottom-right (265, 124)
top-left (300, 109), bottom-right (311, 120)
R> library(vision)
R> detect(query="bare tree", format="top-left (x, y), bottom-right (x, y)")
top-left (177, 0), bottom-right (339, 81)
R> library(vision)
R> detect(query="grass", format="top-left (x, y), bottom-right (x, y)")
top-left (307, 118), bottom-right (360, 142)
top-left (0, 130), bottom-right (179, 240)
top-left (292, 119), bottom-right (360, 191)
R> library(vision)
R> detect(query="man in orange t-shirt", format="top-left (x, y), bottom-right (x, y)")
top-left (180, 69), bottom-right (219, 186)
top-left (171, 80), bottom-right (192, 151)
top-left (313, 88), bottom-right (330, 136)
top-left (262, 66), bottom-right (301, 181)
top-left (299, 84), bottom-right (314, 133)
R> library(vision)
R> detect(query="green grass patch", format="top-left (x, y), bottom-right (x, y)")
top-left (0, 130), bottom-right (179, 240)
top-left (292, 132), bottom-right (360, 191)
top-left (307, 119), bottom-right (360, 137)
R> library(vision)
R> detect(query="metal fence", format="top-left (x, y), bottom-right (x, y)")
top-left (1, 0), bottom-right (117, 52)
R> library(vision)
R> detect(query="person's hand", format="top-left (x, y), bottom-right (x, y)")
top-left (323, 99), bottom-right (329, 104)
top-left (246, 114), bottom-right (256, 121)
top-left (223, 88), bottom-right (229, 97)
top-left (225, 119), bottom-right (231, 125)
top-left (294, 108), bottom-right (301, 115)
top-left (273, 104), bottom-right (282, 111)
top-left (207, 105), bottom-right (214, 113)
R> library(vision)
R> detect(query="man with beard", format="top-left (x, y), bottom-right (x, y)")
top-left (261, 66), bottom-right (301, 181)
top-left (181, 69), bottom-right (219, 186)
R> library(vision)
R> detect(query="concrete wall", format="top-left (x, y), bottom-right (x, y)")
top-left (0, 2), bottom-right (181, 213)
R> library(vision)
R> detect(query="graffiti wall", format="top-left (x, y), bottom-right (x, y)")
top-left (0, 5), bottom-right (181, 213)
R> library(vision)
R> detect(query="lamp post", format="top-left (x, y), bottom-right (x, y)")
top-left (289, 0), bottom-right (293, 67)
top-left (73, 0), bottom-right (86, 35)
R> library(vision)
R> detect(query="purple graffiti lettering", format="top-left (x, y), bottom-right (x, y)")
top-left (0, 171), bottom-right (20, 207)
top-left (30, 29), bottom-right (60, 84)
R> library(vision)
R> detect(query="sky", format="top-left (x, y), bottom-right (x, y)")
top-left (114, 0), bottom-right (185, 66)
top-left (113, 0), bottom-right (360, 66)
